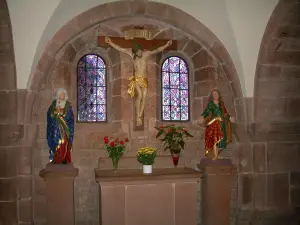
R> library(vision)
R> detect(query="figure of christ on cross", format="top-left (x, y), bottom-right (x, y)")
top-left (105, 37), bottom-right (172, 126)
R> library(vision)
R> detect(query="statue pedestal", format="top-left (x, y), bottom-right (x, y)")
top-left (198, 158), bottom-right (236, 225)
top-left (39, 163), bottom-right (78, 225)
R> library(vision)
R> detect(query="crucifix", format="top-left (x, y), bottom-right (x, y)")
top-left (98, 27), bottom-right (178, 127)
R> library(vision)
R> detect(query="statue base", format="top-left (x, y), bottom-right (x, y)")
top-left (198, 158), bottom-right (236, 225)
top-left (39, 163), bottom-right (78, 225)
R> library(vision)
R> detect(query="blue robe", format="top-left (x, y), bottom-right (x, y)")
top-left (46, 100), bottom-right (74, 162)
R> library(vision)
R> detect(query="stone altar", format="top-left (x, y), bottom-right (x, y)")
top-left (95, 168), bottom-right (202, 225)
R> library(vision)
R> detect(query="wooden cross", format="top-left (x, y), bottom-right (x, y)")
top-left (98, 36), bottom-right (178, 50)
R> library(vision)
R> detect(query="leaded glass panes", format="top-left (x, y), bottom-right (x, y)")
top-left (161, 56), bottom-right (189, 121)
top-left (77, 54), bottom-right (107, 122)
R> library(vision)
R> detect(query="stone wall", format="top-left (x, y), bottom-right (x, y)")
top-left (0, 0), bottom-right (36, 224)
top-left (237, 1), bottom-right (300, 224)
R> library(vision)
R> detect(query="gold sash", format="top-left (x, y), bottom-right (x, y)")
top-left (127, 76), bottom-right (148, 98)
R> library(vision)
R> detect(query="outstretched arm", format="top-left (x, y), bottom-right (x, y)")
top-left (105, 37), bottom-right (133, 57)
top-left (149, 40), bottom-right (172, 56)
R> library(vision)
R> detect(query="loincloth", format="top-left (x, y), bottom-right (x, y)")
top-left (128, 76), bottom-right (148, 98)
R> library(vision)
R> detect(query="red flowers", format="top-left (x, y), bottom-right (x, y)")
top-left (103, 136), bottom-right (129, 146)
top-left (168, 128), bottom-right (172, 133)
top-left (104, 136), bottom-right (109, 144)
top-left (160, 125), bottom-right (164, 129)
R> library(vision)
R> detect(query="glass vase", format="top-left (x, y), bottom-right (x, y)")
top-left (171, 151), bottom-right (180, 167)
top-left (170, 143), bottom-right (181, 167)
top-left (111, 157), bottom-right (119, 172)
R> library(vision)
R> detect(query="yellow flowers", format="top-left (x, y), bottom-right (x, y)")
top-left (136, 147), bottom-right (157, 165)
top-left (137, 147), bottom-right (157, 156)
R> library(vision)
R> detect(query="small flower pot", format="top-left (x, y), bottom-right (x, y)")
top-left (143, 165), bottom-right (152, 174)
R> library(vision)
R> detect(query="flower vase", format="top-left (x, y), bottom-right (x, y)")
top-left (111, 157), bottom-right (119, 172)
top-left (143, 165), bottom-right (152, 174)
top-left (171, 151), bottom-right (180, 167)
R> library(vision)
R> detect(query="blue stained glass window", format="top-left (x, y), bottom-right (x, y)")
top-left (161, 56), bottom-right (189, 121)
top-left (77, 54), bottom-right (107, 122)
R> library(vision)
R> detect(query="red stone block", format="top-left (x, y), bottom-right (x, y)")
top-left (183, 40), bottom-right (203, 57)
top-left (192, 50), bottom-right (213, 69)
top-left (128, 0), bottom-right (147, 15)
top-left (267, 173), bottom-right (289, 208)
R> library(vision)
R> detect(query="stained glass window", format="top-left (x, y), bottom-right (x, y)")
top-left (77, 54), bottom-right (107, 122)
top-left (161, 56), bottom-right (189, 121)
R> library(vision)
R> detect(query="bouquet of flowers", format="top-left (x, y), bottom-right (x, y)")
top-left (102, 136), bottom-right (129, 170)
top-left (155, 125), bottom-right (193, 154)
top-left (136, 147), bottom-right (157, 165)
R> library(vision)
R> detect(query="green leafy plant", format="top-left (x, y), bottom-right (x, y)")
top-left (155, 125), bottom-right (193, 154)
top-left (136, 147), bottom-right (157, 165)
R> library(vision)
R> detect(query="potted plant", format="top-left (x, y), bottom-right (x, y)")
top-left (102, 136), bottom-right (129, 172)
top-left (155, 125), bottom-right (193, 167)
top-left (136, 147), bottom-right (157, 174)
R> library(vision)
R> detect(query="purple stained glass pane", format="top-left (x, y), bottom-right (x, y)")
top-left (170, 73), bottom-right (179, 88)
top-left (162, 59), bottom-right (169, 71)
top-left (96, 104), bottom-right (106, 121)
top-left (87, 69), bottom-right (99, 86)
top-left (169, 57), bottom-right (180, 73)
top-left (78, 110), bottom-right (87, 121)
top-left (86, 93), bottom-right (96, 105)
top-left (170, 89), bottom-right (180, 106)
top-left (78, 59), bottom-right (85, 68)
top-left (86, 87), bottom-right (97, 104)
top-left (78, 68), bottom-right (86, 85)
top-left (162, 72), bottom-right (169, 88)
top-left (180, 60), bottom-right (188, 73)
top-left (96, 69), bottom-right (106, 86)
top-left (86, 55), bottom-right (98, 68)
top-left (170, 105), bottom-right (181, 120)
top-left (180, 90), bottom-right (189, 106)
top-left (162, 88), bottom-right (170, 105)
top-left (88, 104), bottom-right (97, 114)
top-left (96, 87), bottom-right (106, 104)
top-left (97, 57), bottom-right (106, 68)
top-left (162, 106), bottom-right (171, 120)
top-left (87, 113), bottom-right (96, 122)
top-left (181, 106), bottom-right (188, 120)
top-left (180, 74), bottom-right (188, 89)
top-left (97, 113), bottom-right (106, 121)
top-left (96, 104), bottom-right (105, 113)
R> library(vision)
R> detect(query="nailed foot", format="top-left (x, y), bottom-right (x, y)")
top-left (136, 117), bottom-right (143, 127)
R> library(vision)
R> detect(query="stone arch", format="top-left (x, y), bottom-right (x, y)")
top-left (254, 0), bottom-right (300, 130)
top-left (28, 1), bottom-right (242, 96)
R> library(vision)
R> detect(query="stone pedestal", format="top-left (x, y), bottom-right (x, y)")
top-left (39, 163), bottom-right (78, 225)
top-left (95, 168), bottom-right (202, 225)
top-left (198, 158), bottom-right (236, 225)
